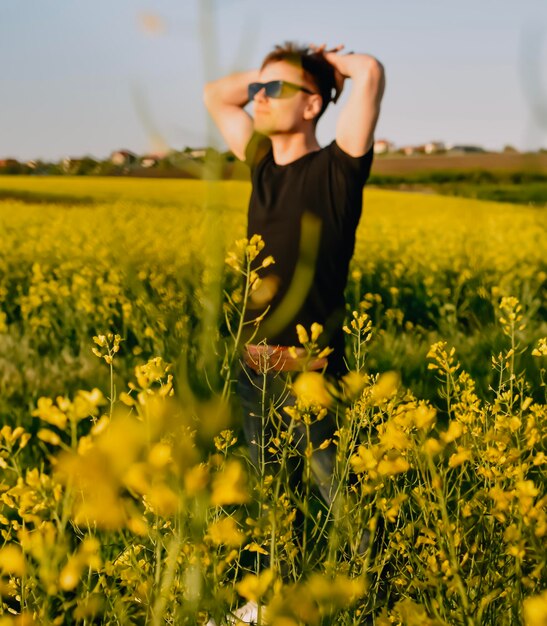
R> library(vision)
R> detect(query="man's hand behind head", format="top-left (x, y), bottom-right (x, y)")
top-left (309, 43), bottom-right (347, 104)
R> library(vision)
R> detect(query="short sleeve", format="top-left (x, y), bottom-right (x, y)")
top-left (244, 131), bottom-right (272, 174)
top-left (330, 140), bottom-right (374, 186)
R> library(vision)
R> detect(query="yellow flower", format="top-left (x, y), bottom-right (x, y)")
top-left (310, 322), bottom-right (323, 342)
top-left (379, 422), bottom-right (411, 451)
top-left (246, 542), bottom-right (269, 555)
top-left (0, 426), bottom-right (26, 445)
top-left (0, 545), bottom-right (26, 576)
top-left (88, 419), bottom-right (109, 441)
top-left (531, 337), bottom-right (547, 357)
top-left (412, 404), bottom-right (437, 430)
top-left (292, 372), bottom-right (332, 408)
top-left (489, 486), bottom-right (514, 518)
top-left (119, 391), bottom-right (135, 406)
top-left (225, 251), bottom-right (241, 271)
top-left (350, 445), bottom-right (379, 473)
top-left (80, 536), bottom-right (102, 569)
top-left (207, 517), bottom-right (245, 547)
top-left (123, 463), bottom-right (151, 495)
top-left (377, 453), bottom-right (409, 476)
top-left (296, 324), bottom-right (309, 345)
top-left (93, 335), bottom-right (107, 348)
top-left (71, 389), bottom-right (106, 421)
top-left (507, 544), bottom-right (525, 559)
top-left (184, 464), bottom-right (209, 496)
top-left (371, 371), bottom-right (400, 405)
top-left (73, 595), bottom-right (103, 621)
top-left (211, 460), bottom-right (249, 506)
top-left (306, 573), bottom-right (367, 606)
top-left (523, 590), bottom-right (547, 626)
top-left (269, 619), bottom-right (298, 626)
top-left (59, 555), bottom-right (84, 591)
top-left (77, 435), bottom-right (94, 456)
top-left (236, 569), bottom-right (274, 603)
top-left (249, 233), bottom-right (264, 249)
top-left (341, 370), bottom-right (369, 399)
top-left (37, 428), bottom-right (62, 446)
top-left (533, 452), bottom-right (546, 466)
top-left (145, 484), bottom-right (179, 517)
top-left (32, 397), bottom-right (67, 429)
top-left (250, 274), bottom-right (279, 306)
top-left (127, 515), bottom-right (148, 536)
top-left (317, 346), bottom-right (334, 359)
top-left (147, 442), bottom-right (172, 468)
top-left (509, 416), bottom-right (522, 432)
top-left (441, 421), bottom-right (463, 444)
top-left (515, 480), bottom-right (539, 499)
top-left (55, 446), bottom-right (128, 530)
top-left (381, 494), bottom-right (408, 523)
top-left (448, 447), bottom-right (472, 468)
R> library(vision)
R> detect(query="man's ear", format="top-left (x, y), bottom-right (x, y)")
top-left (303, 94), bottom-right (323, 121)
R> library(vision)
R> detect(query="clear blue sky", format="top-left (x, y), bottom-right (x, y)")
top-left (1, 0), bottom-right (546, 161)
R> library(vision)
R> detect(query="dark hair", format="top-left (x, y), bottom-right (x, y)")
top-left (260, 41), bottom-right (338, 124)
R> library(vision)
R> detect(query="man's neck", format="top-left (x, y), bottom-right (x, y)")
top-left (269, 131), bottom-right (321, 166)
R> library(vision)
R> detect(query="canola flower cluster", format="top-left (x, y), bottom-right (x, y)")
top-left (0, 177), bottom-right (545, 624)
top-left (0, 297), bottom-right (545, 624)
top-left (0, 177), bottom-right (545, 408)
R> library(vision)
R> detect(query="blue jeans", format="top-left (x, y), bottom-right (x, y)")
top-left (236, 362), bottom-right (339, 509)
top-left (235, 362), bottom-right (373, 570)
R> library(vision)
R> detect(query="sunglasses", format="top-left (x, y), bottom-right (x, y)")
top-left (248, 80), bottom-right (316, 100)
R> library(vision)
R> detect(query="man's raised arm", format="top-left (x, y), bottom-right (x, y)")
top-left (321, 48), bottom-right (386, 158)
top-left (203, 69), bottom-right (259, 161)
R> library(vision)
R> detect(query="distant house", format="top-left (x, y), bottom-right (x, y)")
top-left (395, 142), bottom-right (451, 156)
top-left (400, 145), bottom-right (423, 156)
top-left (399, 146), bottom-right (416, 156)
top-left (111, 150), bottom-right (138, 166)
top-left (373, 139), bottom-right (395, 154)
top-left (62, 157), bottom-right (82, 173)
top-left (140, 154), bottom-right (161, 168)
top-left (424, 141), bottom-right (446, 154)
top-left (25, 160), bottom-right (38, 169)
top-left (0, 158), bottom-right (20, 168)
top-left (188, 148), bottom-right (207, 159)
top-left (61, 157), bottom-right (98, 175)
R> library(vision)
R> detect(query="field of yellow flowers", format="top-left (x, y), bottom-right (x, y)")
top-left (0, 175), bottom-right (546, 625)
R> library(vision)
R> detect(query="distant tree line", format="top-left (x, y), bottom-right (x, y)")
top-left (2, 146), bottom-right (547, 184)
top-left (0, 148), bottom-right (251, 180)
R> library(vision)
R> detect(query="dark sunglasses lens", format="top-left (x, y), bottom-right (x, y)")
top-left (248, 83), bottom-right (261, 100)
top-left (265, 81), bottom-right (283, 98)
top-left (249, 81), bottom-right (287, 99)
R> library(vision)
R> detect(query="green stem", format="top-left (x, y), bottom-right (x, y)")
top-left (426, 456), bottom-right (474, 626)
top-left (109, 352), bottom-right (114, 418)
top-left (221, 262), bottom-right (252, 403)
top-left (270, 416), bottom-right (297, 574)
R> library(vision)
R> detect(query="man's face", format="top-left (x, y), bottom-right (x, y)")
top-left (252, 60), bottom-right (320, 135)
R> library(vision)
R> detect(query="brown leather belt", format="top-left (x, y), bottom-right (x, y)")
top-left (243, 343), bottom-right (328, 373)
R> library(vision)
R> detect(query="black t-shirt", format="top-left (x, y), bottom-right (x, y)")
top-left (243, 132), bottom-right (374, 376)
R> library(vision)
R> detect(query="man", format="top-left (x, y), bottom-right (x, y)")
top-left (203, 41), bottom-right (385, 624)
top-left (204, 40), bottom-right (384, 371)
